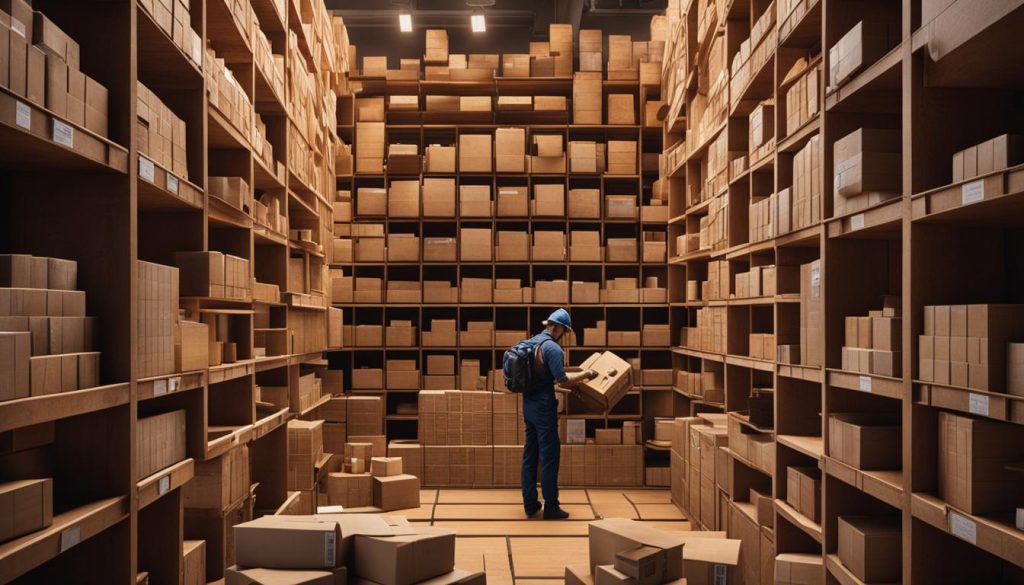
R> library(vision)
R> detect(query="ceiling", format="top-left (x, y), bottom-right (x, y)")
top-left (328, 0), bottom-right (667, 59)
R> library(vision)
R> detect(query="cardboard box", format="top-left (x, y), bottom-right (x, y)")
top-left (837, 516), bottom-right (901, 583)
top-left (136, 410), bottom-right (187, 479)
top-left (774, 553), bottom-right (823, 585)
top-left (588, 519), bottom-right (684, 580)
top-left (183, 445), bottom-right (248, 510)
top-left (460, 228), bottom-right (492, 261)
top-left (459, 135), bottom-right (492, 172)
top-left (607, 94), bottom-right (635, 125)
top-left (459, 185), bottom-right (491, 217)
top-left (607, 141), bottom-right (637, 174)
top-left (0, 331), bottom-right (30, 401)
top-left (938, 412), bottom-right (1024, 514)
top-left (0, 478), bottom-right (52, 542)
top-left (575, 352), bottom-right (633, 412)
top-left (423, 178), bottom-right (456, 217)
top-left (785, 466), bottom-right (821, 523)
top-left (224, 566), bottom-right (347, 585)
top-left (373, 474), bottom-right (420, 511)
top-left (595, 428), bottom-right (622, 445)
top-left (326, 472), bottom-right (372, 508)
top-left (533, 183), bottom-right (565, 216)
top-left (352, 527), bottom-right (456, 585)
top-left (234, 516), bottom-right (342, 569)
top-left (569, 189), bottom-right (601, 218)
top-left (496, 186), bottom-right (528, 217)
top-left (425, 145), bottom-right (456, 173)
top-left (829, 21), bottom-right (895, 88)
top-left (495, 127), bottom-right (526, 173)
top-left (183, 540), bottom-right (205, 585)
top-left (828, 414), bottom-right (901, 470)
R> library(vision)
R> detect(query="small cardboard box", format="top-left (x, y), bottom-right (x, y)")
top-left (533, 184), bottom-right (565, 217)
top-left (460, 228), bottom-right (492, 261)
top-left (136, 409), bottom-right (187, 479)
top-left (607, 94), bottom-right (635, 124)
top-left (352, 527), bottom-right (456, 585)
top-left (595, 428), bottom-right (622, 445)
top-left (459, 185), bottom-right (492, 217)
top-left (373, 473), bottom-right (420, 511)
top-left (423, 178), bottom-right (456, 217)
top-left (569, 189), bottom-right (601, 218)
top-left (828, 414), bottom-right (901, 470)
top-left (425, 145), bottom-right (456, 173)
top-left (576, 352), bottom-right (633, 412)
top-left (588, 519), bottom-right (684, 580)
top-left (459, 135), bottom-right (492, 172)
top-left (234, 516), bottom-right (342, 570)
top-left (497, 186), bottom-right (529, 216)
top-left (0, 478), bottom-right (52, 542)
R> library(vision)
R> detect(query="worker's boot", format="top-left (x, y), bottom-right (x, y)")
top-left (543, 507), bottom-right (570, 520)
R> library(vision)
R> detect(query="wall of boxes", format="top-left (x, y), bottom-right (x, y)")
top-left (662, 0), bottom-right (1024, 582)
top-left (0, 0), bottom-right (352, 581)
top-left (326, 19), bottom-right (683, 490)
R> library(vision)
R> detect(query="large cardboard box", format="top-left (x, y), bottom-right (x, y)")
top-left (569, 189), bottom-right (601, 218)
top-left (607, 94), bottom-right (635, 125)
top-left (234, 516), bottom-right (342, 569)
top-left (373, 474), bottom-right (420, 511)
top-left (423, 178), bottom-right (456, 217)
top-left (136, 410), bottom-right (187, 479)
top-left (425, 145), bottom-right (456, 173)
top-left (532, 230), bottom-right (566, 261)
top-left (460, 228), bottom-right (492, 261)
top-left (352, 527), bottom-right (456, 585)
top-left (828, 414), bottom-right (901, 470)
top-left (495, 127), bottom-right (526, 173)
top-left (832, 128), bottom-right (901, 198)
top-left (388, 181), bottom-right (420, 217)
top-left (459, 135), bottom-right (492, 172)
top-left (326, 472), bottom-right (372, 508)
top-left (533, 183), bottom-right (565, 216)
top-left (496, 186), bottom-right (528, 217)
top-left (938, 412), bottom-right (1024, 514)
top-left (837, 516), bottom-right (901, 583)
top-left (829, 21), bottom-right (895, 88)
top-left (0, 478), bottom-right (52, 542)
top-left (574, 72), bottom-right (603, 124)
top-left (588, 519), bottom-right (684, 580)
top-left (774, 553), bottom-right (823, 585)
top-left (459, 185), bottom-right (492, 217)
top-left (496, 230), bottom-right (529, 261)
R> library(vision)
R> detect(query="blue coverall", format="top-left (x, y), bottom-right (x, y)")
top-left (520, 331), bottom-right (568, 513)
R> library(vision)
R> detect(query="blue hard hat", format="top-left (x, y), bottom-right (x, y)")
top-left (543, 308), bottom-right (573, 331)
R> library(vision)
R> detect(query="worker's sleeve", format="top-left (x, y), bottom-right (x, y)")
top-left (543, 342), bottom-right (568, 383)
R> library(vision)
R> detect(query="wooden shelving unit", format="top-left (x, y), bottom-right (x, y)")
top-left (0, 0), bottom-right (348, 581)
top-left (665, 0), bottom-right (1024, 582)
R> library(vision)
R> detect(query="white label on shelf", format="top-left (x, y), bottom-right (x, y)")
top-left (15, 101), bottom-right (31, 130)
top-left (810, 266), bottom-right (821, 298)
top-left (968, 393), bottom-right (990, 416)
top-left (323, 532), bottom-right (336, 566)
top-left (60, 526), bottom-right (82, 552)
top-left (170, 377), bottom-right (180, 393)
top-left (158, 475), bottom-right (170, 495)
top-left (949, 511), bottom-right (977, 544)
top-left (10, 18), bottom-right (25, 38)
top-left (52, 120), bottom-right (74, 148)
top-left (850, 213), bottom-right (865, 231)
top-left (153, 379), bottom-right (167, 396)
top-left (139, 157), bottom-right (155, 183)
top-left (166, 174), bottom-right (179, 194)
top-left (859, 375), bottom-right (872, 392)
top-left (961, 180), bottom-right (985, 205)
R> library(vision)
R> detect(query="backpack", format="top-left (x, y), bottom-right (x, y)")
top-left (502, 337), bottom-right (550, 393)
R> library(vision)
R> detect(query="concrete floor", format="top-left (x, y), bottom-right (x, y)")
top-left (395, 488), bottom-right (691, 584)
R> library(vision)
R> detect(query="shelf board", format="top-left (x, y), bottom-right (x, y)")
top-left (251, 0), bottom-right (286, 34)
top-left (824, 554), bottom-right (868, 585)
top-left (208, 106), bottom-right (251, 151)
top-left (137, 156), bottom-right (204, 212)
top-left (136, 4), bottom-right (203, 88)
top-left (208, 194), bottom-right (254, 229)
top-left (206, 424), bottom-right (254, 459)
top-left (209, 360), bottom-right (256, 385)
top-left (138, 370), bottom-right (206, 401)
top-left (773, 222), bottom-right (821, 247)
top-left (298, 394), bottom-right (332, 418)
top-left (0, 496), bottom-right (129, 583)
top-left (254, 62), bottom-right (286, 115)
top-left (826, 196), bottom-right (904, 239)
top-left (774, 498), bottom-right (823, 543)
top-left (827, 369), bottom-right (904, 401)
top-left (825, 41), bottom-right (904, 113)
top-left (207, 0), bottom-right (253, 61)
top-left (776, 363), bottom-right (823, 383)
top-left (824, 456), bottom-right (904, 509)
top-left (779, 0), bottom-right (821, 48)
top-left (0, 382), bottom-right (130, 433)
top-left (0, 88), bottom-right (130, 174)
top-left (254, 154), bottom-right (286, 190)
top-left (726, 447), bottom-right (773, 477)
top-left (731, 412), bottom-right (774, 434)
top-left (777, 434), bottom-right (824, 461)
top-left (776, 115), bottom-right (820, 154)
top-left (910, 493), bottom-right (1024, 567)
top-left (725, 354), bottom-right (775, 372)
top-left (672, 346), bottom-right (725, 363)
top-left (137, 458), bottom-right (195, 509)
top-left (911, 164), bottom-right (1024, 227)
top-left (914, 381), bottom-right (1023, 425)
top-left (253, 405), bottom-right (290, 439)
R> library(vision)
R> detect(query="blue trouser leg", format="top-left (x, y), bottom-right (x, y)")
top-left (535, 411), bottom-right (561, 511)
top-left (521, 414), bottom-right (540, 510)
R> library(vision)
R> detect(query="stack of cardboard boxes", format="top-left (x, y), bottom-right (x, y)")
top-left (841, 296), bottom-right (902, 377)
top-left (799, 260), bottom-right (822, 367)
top-left (0, 255), bottom-right (103, 400)
top-left (828, 21), bottom-right (898, 91)
top-left (783, 60), bottom-right (820, 137)
top-left (137, 82), bottom-right (187, 179)
top-left (951, 134), bottom-right (1023, 183)
top-left (206, 45), bottom-right (255, 148)
top-left (136, 409), bottom-right (187, 479)
top-left (832, 128), bottom-right (900, 217)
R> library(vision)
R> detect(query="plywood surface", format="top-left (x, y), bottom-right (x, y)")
top-left (437, 488), bottom-right (589, 504)
top-left (433, 520), bottom-right (593, 536)
top-left (622, 490), bottom-right (673, 504)
top-left (434, 503), bottom-right (595, 520)
top-left (509, 537), bottom-right (589, 578)
top-left (634, 503), bottom-right (686, 520)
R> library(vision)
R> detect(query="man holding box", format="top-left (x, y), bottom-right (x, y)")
top-left (519, 309), bottom-right (597, 519)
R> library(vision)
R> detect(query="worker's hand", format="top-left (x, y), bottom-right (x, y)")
top-left (586, 369), bottom-right (598, 380)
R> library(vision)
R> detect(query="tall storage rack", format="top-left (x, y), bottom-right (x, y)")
top-left (665, 0), bottom-right (1024, 582)
top-left (0, 0), bottom-right (346, 582)
top-left (330, 67), bottom-right (680, 480)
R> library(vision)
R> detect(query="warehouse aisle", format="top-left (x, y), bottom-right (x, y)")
top-left (377, 488), bottom-right (691, 583)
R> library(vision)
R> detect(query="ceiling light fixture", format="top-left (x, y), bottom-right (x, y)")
top-left (467, 1), bottom-right (494, 33)
top-left (399, 11), bottom-right (412, 32)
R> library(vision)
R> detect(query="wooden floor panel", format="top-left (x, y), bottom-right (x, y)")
top-left (509, 537), bottom-right (590, 578)
top-left (433, 503), bottom-right (595, 520)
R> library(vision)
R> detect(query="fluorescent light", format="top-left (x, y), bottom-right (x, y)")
top-left (471, 12), bottom-right (486, 32)
top-left (399, 12), bottom-right (412, 32)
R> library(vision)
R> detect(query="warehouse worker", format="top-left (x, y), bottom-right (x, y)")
top-left (522, 308), bottom-right (597, 519)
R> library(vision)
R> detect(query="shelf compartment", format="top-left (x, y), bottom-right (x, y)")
top-left (910, 493), bottom-right (1024, 569)
top-left (775, 498), bottom-right (823, 544)
top-left (911, 164), bottom-right (1024, 227)
top-left (914, 382), bottom-right (1022, 424)
top-left (824, 456), bottom-right (904, 509)
top-left (828, 369), bottom-right (905, 401)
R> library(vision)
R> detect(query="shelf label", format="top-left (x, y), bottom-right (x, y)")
top-left (968, 393), bottom-right (989, 417)
top-left (139, 156), bottom-right (155, 183)
top-left (170, 376), bottom-right (180, 393)
top-left (961, 180), bottom-right (985, 205)
top-left (153, 379), bottom-right (167, 396)
top-left (850, 213), bottom-right (865, 231)
top-left (60, 525), bottom-right (82, 552)
top-left (166, 174), bottom-right (179, 194)
top-left (52, 120), bottom-right (74, 148)
top-left (949, 511), bottom-right (977, 545)
top-left (158, 475), bottom-right (170, 495)
top-left (858, 375), bottom-right (872, 393)
top-left (15, 101), bottom-right (31, 130)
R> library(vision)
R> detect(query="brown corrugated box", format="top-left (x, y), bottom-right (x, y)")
top-left (459, 134), bottom-right (492, 172)
top-left (837, 516), bottom-right (901, 583)
top-left (828, 413), bottom-right (900, 470)
top-left (136, 409), bottom-right (187, 479)
top-left (0, 478), bottom-right (52, 542)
